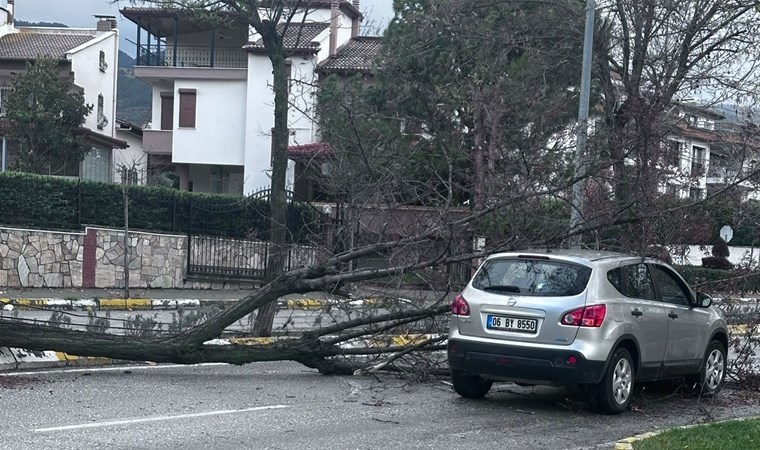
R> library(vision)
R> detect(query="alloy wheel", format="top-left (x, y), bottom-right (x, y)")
top-left (612, 358), bottom-right (632, 404)
top-left (705, 348), bottom-right (725, 390)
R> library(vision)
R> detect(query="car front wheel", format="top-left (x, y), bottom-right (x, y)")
top-left (451, 370), bottom-right (493, 399)
top-left (592, 348), bottom-right (634, 414)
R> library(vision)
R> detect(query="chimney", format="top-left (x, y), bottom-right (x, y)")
top-left (329, 0), bottom-right (339, 56)
top-left (96, 15), bottom-right (118, 32)
top-left (351, 1), bottom-right (360, 37)
top-left (6, 0), bottom-right (13, 25)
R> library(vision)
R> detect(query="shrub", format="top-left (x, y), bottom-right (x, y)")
top-left (712, 237), bottom-right (730, 258)
top-left (701, 256), bottom-right (734, 270)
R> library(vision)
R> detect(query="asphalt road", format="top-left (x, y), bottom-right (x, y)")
top-left (1, 362), bottom-right (759, 450)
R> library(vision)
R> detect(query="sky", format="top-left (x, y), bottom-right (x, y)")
top-left (10, 0), bottom-right (395, 56)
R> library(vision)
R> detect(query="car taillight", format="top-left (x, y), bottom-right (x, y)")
top-left (561, 304), bottom-right (606, 327)
top-left (451, 294), bottom-right (470, 316)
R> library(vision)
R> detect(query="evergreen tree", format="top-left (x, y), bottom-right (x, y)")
top-left (5, 59), bottom-right (92, 173)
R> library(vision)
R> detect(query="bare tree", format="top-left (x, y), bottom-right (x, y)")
top-left (594, 0), bottom-right (760, 208)
top-left (126, 0), bottom-right (351, 335)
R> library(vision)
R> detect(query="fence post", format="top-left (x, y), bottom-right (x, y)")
top-left (171, 192), bottom-right (177, 232)
top-left (186, 196), bottom-right (193, 276)
top-left (77, 178), bottom-right (82, 227)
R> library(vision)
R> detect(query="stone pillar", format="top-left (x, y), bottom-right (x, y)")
top-left (82, 228), bottom-right (97, 288)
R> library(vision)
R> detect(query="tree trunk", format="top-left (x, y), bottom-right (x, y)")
top-left (252, 33), bottom-right (291, 337)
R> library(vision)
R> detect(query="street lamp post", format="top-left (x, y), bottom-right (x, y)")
top-left (570, 0), bottom-right (596, 246)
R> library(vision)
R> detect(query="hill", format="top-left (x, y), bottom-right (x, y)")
top-left (117, 51), bottom-right (151, 125)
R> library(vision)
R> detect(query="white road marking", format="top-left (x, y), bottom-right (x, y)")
top-left (0, 363), bottom-right (228, 377)
top-left (33, 405), bottom-right (290, 432)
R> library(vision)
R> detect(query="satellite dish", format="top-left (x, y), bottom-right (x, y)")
top-left (720, 225), bottom-right (733, 243)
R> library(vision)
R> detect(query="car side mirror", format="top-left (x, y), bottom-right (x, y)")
top-left (696, 292), bottom-right (713, 308)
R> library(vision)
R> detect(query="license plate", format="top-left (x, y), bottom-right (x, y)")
top-left (486, 315), bottom-right (538, 333)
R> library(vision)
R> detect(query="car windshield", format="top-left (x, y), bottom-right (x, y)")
top-left (471, 258), bottom-right (592, 296)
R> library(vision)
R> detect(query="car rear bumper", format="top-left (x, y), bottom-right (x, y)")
top-left (447, 338), bottom-right (607, 385)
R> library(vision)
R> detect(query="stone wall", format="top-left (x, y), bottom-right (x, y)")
top-left (94, 229), bottom-right (188, 289)
top-left (0, 226), bottom-right (258, 289)
top-left (0, 228), bottom-right (84, 288)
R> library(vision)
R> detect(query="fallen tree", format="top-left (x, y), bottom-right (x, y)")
top-left (3, 0), bottom-right (760, 379)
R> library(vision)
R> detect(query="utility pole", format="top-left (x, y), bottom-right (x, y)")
top-left (570, 0), bottom-right (596, 246)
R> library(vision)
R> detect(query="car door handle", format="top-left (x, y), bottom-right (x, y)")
top-left (668, 312), bottom-right (679, 319)
top-left (631, 310), bottom-right (643, 317)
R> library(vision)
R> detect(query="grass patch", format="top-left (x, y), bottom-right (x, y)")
top-left (633, 418), bottom-right (760, 450)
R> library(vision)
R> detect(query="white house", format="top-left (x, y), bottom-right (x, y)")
top-left (662, 102), bottom-right (758, 201)
top-left (0, 0), bottom-right (129, 182)
top-left (115, 118), bottom-right (146, 184)
top-left (122, 0), bottom-right (363, 196)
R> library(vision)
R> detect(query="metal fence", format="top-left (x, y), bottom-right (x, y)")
top-left (185, 189), bottom-right (338, 281)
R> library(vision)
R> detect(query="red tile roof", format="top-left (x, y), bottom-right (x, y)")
top-left (317, 36), bottom-right (383, 75)
top-left (246, 23), bottom-right (329, 54)
top-left (288, 142), bottom-right (332, 159)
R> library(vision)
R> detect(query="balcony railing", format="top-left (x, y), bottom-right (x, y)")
top-left (707, 163), bottom-right (743, 179)
top-left (137, 44), bottom-right (247, 69)
top-left (143, 130), bottom-right (173, 155)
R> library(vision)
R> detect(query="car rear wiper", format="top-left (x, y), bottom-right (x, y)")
top-left (483, 285), bottom-right (521, 293)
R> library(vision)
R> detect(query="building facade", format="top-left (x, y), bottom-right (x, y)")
top-left (122, 1), bottom-right (363, 196)
top-left (0, 0), bottom-right (128, 182)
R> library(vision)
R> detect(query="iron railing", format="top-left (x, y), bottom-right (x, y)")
top-left (137, 44), bottom-right (247, 69)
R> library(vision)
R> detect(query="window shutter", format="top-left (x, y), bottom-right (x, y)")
top-left (160, 93), bottom-right (174, 131)
top-left (178, 89), bottom-right (197, 128)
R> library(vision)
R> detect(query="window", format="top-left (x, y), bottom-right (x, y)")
top-left (607, 264), bottom-right (656, 300)
top-left (160, 92), bottom-right (174, 130)
top-left (689, 187), bottom-right (704, 201)
top-left (472, 258), bottom-right (592, 297)
top-left (99, 50), bottom-right (108, 72)
top-left (691, 145), bottom-right (705, 175)
top-left (48, 160), bottom-right (80, 177)
top-left (96, 94), bottom-right (108, 129)
top-left (121, 167), bottom-right (138, 185)
top-left (286, 61), bottom-right (293, 94)
top-left (81, 148), bottom-right (112, 183)
top-left (649, 264), bottom-right (692, 307)
top-left (664, 140), bottom-right (681, 167)
top-left (178, 89), bottom-right (196, 128)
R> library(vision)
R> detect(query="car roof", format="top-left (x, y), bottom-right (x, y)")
top-left (486, 248), bottom-right (646, 266)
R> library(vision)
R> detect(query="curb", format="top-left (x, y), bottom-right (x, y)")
top-left (0, 297), bottom-right (415, 311)
top-left (613, 415), bottom-right (760, 449)
top-left (0, 346), bottom-right (122, 372)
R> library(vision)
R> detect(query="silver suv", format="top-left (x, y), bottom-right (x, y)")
top-left (447, 249), bottom-right (728, 414)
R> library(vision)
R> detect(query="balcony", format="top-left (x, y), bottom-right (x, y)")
top-left (143, 130), bottom-right (173, 155)
top-left (137, 44), bottom-right (247, 69)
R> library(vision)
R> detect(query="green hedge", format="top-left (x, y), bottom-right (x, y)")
top-left (673, 265), bottom-right (731, 286)
top-left (0, 171), bottom-right (319, 241)
top-left (674, 265), bottom-right (760, 293)
top-left (704, 199), bottom-right (760, 247)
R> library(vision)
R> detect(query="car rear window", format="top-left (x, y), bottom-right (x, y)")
top-left (471, 258), bottom-right (592, 296)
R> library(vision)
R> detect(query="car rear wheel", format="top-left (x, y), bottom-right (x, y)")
top-left (592, 348), bottom-right (634, 414)
top-left (451, 370), bottom-right (493, 399)
top-left (690, 340), bottom-right (726, 397)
